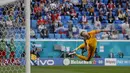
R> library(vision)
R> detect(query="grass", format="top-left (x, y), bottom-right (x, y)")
top-left (31, 66), bottom-right (130, 73)
top-left (0, 66), bottom-right (130, 73)
top-left (0, 65), bottom-right (25, 73)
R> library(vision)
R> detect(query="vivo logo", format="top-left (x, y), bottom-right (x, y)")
top-left (31, 59), bottom-right (54, 66)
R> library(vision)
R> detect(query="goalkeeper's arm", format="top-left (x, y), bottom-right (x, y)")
top-left (96, 29), bottom-right (113, 33)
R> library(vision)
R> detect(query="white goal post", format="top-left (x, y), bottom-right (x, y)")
top-left (25, 0), bottom-right (30, 73)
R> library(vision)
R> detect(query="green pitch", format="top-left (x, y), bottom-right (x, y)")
top-left (31, 66), bottom-right (130, 73)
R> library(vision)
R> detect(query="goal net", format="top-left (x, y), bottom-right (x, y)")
top-left (0, 0), bottom-right (27, 73)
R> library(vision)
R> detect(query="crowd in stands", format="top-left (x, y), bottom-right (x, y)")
top-left (0, 0), bottom-right (25, 39)
top-left (0, 0), bottom-right (129, 40)
top-left (30, 0), bottom-right (130, 40)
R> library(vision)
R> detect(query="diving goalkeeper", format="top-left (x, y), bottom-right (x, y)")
top-left (69, 29), bottom-right (111, 61)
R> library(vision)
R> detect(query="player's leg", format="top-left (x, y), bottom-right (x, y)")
top-left (74, 43), bottom-right (85, 51)
top-left (90, 41), bottom-right (97, 58)
top-left (69, 43), bottom-right (86, 55)
top-left (75, 45), bottom-right (93, 61)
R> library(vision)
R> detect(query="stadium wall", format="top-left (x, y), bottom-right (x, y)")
top-left (30, 39), bottom-right (130, 58)
top-left (3, 39), bottom-right (130, 59)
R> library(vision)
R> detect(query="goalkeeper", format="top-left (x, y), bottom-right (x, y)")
top-left (69, 29), bottom-right (111, 61)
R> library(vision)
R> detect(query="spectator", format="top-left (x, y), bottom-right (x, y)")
top-left (82, 14), bottom-right (88, 24)
top-left (51, 12), bottom-right (59, 23)
top-left (82, 0), bottom-right (88, 8)
top-left (71, 0), bottom-right (79, 6)
top-left (96, 0), bottom-right (104, 10)
top-left (99, 5), bottom-right (107, 16)
top-left (122, 19), bottom-right (130, 39)
top-left (40, 27), bottom-right (49, 38)
top-left (50, 2), bottom-right (57, 10)
top-left (118, 10), bottom-right (125, 20)
top-left (72, 26), bottom-right (79, 39)
top-left (49, 22), bottom-right (55, 33)
top-left (118, 52), bottom-right (124, 58)
top-left (6, 18), bottom-right (13, 26)
top-left (107, 0), bottom-right (115, 11)
top-left (101, 32), bottom-right (109, 40)
top-left (94, 17), bottom-right (101, 29)
top-left (124, 8), bottom-right (130, 20)
top-left (68, 20), bottom-right (73, 38)
top-left (33, 3), bottom-right (42, 14)
top-left (0, 36), bottom-right (6, 65)
top-left (9, 14), bottom-right (14, 22)
top-left (110, 30), bottom-right (119, 40)
top-left (38, 23), bottom-right (45, 32)
top-left (70, 9), bottom-right (77, 20)
top-left (107, 11), bottom-right (115, 23)
top-left (121, 19), bottom-right (129, 30)
top-left (30, 28), bottom-right (36, 38)
top-left (99, 13), bottom-right (104, 22)
top-left (55, 12), bottom-right (61, 23)
top-left (37, 16), bottom-right (46, 26)
top-left (108, 52), bottom-right (115, 58)
top-left (7, 38), bottom-right (16, 64)
top-left (62, 3), bottom-right (70, 15)
top-left (55, 22), bottom-right (68, 34)
top-left (89, 7), bottom-right (94, 16)
top-left (116, 0), bottom-right (122, 7)
top-left (39, 0), bottom-right (45, 8)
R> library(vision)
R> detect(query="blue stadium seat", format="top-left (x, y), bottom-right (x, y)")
top-left (81, 11), bottom-right (86, 15)
top-left (114, 20), bottom-right (123, 24)
top-left (55, 33), bottom-right (61, 39)
top-left (60, 0), bottom-right (63, 3)
top-left (31, 20), bottom-right (37, 29)
top-left (72, 19), bottom-right (78, 24)
top-left (15, 34), bottom-right (20, 39)
top-left (36, 33), bottom-right (41, 38)
top-left (48, 34), bottom-right (55, 39)
top-left (122, 3), bottom-right (126, 8)
top-left (62, 19), bottom-right (68, 24)
top-left (87, 16), bottom-right (93, 20)
top-left (119, 34), bottom-right (124, 40)
top-left (0, 11), bottom-right (2, 15)
top-left (61, 34), bottom-right (67, 39)
top-left (61, 16), bottom-right (64, 20)
top-left (114, 20), bottom-right (123, 31)
top-left (21, 33), bottom-right (25, 39)
top-left (77, 11), bottom-right (81, 16)
top-left (0, 8), bottom-right (4, 11)
top-left (65, 16), bottom-right (70, 20)
top-left (112, 11), bottom-right (116, 16)
top-left (74, 7), bottom-right (79, 11)
top-left (103, 16), bottom-right (107, 20)
top-left (101, 20), bottom-right (108, 28)
top-left (103, 0), bottom-right (108, 4)
top-left (78, 15), bottom-right (82, 20)
top-left (21, 28), bottom-right (25, 34)
top-left (76, 24), bottom-right (82, 29)
top-left (95, 11), bottom-right (99, 16)
top-left (63, 24), bottom-right (68, 28)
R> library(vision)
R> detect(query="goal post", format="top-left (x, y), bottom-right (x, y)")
top-left (25, 0), bottom-right (30, 73)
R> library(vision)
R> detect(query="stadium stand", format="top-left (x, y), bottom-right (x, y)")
top-left (0, 0), bottom-right (25, 39)
top-left (1, 0), bottom-right (129, 39)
